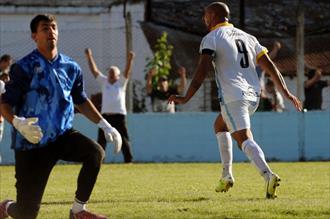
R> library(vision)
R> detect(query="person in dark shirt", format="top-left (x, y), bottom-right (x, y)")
top-left (146, 66), bottom-right (186, 113)
top-left (304, 68), bottom-right (330, 110)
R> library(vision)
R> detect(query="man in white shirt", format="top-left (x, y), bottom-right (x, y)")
top-left (85, 48), bottom-right (135, 163)
top-left (169, 2), bottom-right (301, 199)
top-left (0, 78), bottom-right (5, 163)
top-left (265, 79), bottom-right (285, 112)
top-left (0, 54), bottom-right (12, 143)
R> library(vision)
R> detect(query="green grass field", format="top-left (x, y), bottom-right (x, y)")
top-left (0, 162), bottom-right (329, 219)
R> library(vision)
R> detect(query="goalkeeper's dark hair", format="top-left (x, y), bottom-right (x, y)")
top-left (30, 14), bottom-right (56, 33)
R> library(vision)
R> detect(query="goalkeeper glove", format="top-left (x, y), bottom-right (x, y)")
top-left (97, 118), bottom-right (122, 154)
top-left (12, 116), bottom-right (43, 144)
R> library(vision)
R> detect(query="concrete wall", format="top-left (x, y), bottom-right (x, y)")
top-left (1, 111), bottom-right (329, 164)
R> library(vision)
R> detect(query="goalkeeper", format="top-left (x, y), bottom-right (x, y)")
top-left (0, 14), bottom-right (121, 219)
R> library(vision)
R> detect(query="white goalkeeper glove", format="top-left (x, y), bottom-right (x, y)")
top-left (12, 116), bottom-right (43, 144)
top-left (97, 118), bottom-right (122, 154)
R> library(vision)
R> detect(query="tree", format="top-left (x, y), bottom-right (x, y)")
top-left (145, 31), bottom-right (173, 89)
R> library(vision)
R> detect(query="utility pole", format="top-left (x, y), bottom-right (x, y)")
top-left (296, 0), bottom-right (305, 161)
top-left (296, 0), bottom-right (304, 101)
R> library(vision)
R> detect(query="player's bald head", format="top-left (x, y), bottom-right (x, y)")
top-left (206, 2), bottom-right (230, 21)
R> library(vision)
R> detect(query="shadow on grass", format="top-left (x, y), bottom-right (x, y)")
top-left (42, 196), bottom-right (211, 206)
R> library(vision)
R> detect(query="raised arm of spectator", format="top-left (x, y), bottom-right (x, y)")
top-left (258, 54), bottom-right (302, 111)
top-left (123, 51), bottom-right (135, 80)
top-left (84, 48), bottom-right (102, 78)
top-left (146, 67), bottom-right (157, 95)
top-left (304, 69), bottom-right (322, 88)
top-left (268, 41), bottom-right (281, 60)
top-left (177, 66), bottom-right (187, 94)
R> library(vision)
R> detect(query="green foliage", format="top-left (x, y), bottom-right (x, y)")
top-left (1, 162), bottom-right (329, 218)
top-left (145, 32), bottom-right (173, 88)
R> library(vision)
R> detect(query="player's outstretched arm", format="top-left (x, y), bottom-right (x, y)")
top-left (168, 54), bottom-right (213, 105)
top-left (84, 48), bottom-right (102, 78)
top-left (75, 99), bottom-right (122, 153)
top-left (258, 54), bottom-right (302, 111)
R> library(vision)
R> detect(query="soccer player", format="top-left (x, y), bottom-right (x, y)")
top-left (169, 2), bottom-right (302, 199)
top-left (0, 14), bottom-right (122, 219)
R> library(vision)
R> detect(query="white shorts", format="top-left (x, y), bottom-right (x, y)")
top-left (220, 100), bottom-right (259, 133)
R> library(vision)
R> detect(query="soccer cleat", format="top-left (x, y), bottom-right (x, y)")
top-left (69, 209), bottom-right (108, 219)
top-left (215, 175), bottom-right (235, 193)
top-left (265, 173), bottom-right (281, 199)
top-left (0, 200), bottom-right (12, 219)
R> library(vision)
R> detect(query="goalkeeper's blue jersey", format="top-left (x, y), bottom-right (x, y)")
top-left (2, 49), bottom-right (87, 150)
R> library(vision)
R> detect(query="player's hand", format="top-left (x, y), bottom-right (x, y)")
top-left (168, 95), bottom-right (187, 105)
top-left (12, 116), bottom-right (43, 144)
top-left (98, 118), bottom-right (122, 154)
top-left (287, 93), bottom-right (302, 112)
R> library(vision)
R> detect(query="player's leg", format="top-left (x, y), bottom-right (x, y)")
top-left (232, 128), bottom-right (273, 176)
top-left (5, 148), bottom-right (57, 219)
top-left (232, 129), bottom-right (280, 198)
top-left (214, 114), bottom-right (232, 177)
top-left (222, 100), bottom-right (280, 198)
top-left (214, 114), bottom-right (234, 192)
top-left (56, 129), bottom-right (107, 218)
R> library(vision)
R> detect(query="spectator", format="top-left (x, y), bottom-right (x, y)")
top-left (0, 73), bottom-right (7, 163)
top-left (85, 48), bottom-right (135, 163)
top-left (146, 66), bottom-right (186, 113)
top-left (258, 41), bottom-right (283, 111)
top-left (304, 68), bottom-right (330, 110)
top-left (0, 14), bottom-right (122, 219)
top-left (265, 79), bottom-right (285, 112)
top-left (0, 54), bottom-right (13, 75)
top-left (0, 72), bottom-right (11, 143)
top-left (0, 55), bottom-right (12, 156)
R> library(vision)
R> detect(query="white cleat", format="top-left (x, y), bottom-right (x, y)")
top-left (266, 173), bottom-right (281, 199)
top-left (215, 175), bottom-right (235, 193)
